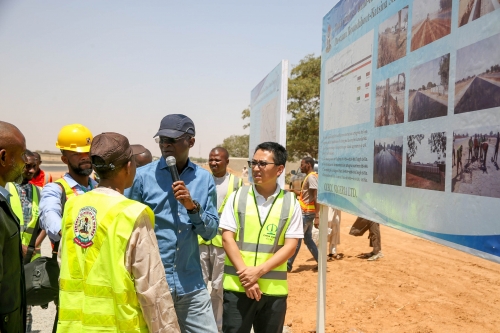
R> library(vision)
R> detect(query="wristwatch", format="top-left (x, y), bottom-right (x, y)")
top-left (187, 200), bottom-right (201, 214)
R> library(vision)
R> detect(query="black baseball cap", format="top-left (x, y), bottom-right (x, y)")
top-left (154, 114), bottom-right (196, 138)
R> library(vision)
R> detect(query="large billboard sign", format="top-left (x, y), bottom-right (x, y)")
top-left (318, 0), bottom-right (500, 262)
top-left (249, 60), bottom-right (289, 187)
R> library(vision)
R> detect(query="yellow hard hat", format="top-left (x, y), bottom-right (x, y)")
top-left (55, 124), bottom-right (93, 153)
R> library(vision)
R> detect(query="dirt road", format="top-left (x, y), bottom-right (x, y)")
top-left (285, 212), bottom-right (500, 332)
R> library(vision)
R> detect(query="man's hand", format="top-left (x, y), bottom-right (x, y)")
top-left (237, 266), bottom-right (263, 287)
top-left (314, 217), bottom-right (320, 229)
top-left (172, 180), bottom-right (196, 210)
top-left (21, 244), bottom-right (40, 258)
top-left (244, 283), bottom-right (262, 301)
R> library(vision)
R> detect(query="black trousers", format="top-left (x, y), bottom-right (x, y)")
top-left (222, 290), bottom-right (287, 333)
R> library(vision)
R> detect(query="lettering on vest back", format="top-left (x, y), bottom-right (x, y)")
top-left (73, 206), bottom-right (97, 248)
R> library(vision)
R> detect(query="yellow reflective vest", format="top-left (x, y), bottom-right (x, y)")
top-left (299, 172), bottom-right (318, 214)
top-left (6, 182), bottom-right (41, 261)
top-left (223, 186), bottom-right (295, 296)
top-left (57, 191), bottom-right (154, 333)
top-left (199, 174), bottom-right (242, 247)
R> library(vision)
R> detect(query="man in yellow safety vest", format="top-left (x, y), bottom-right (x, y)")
top-left (287, 156), bottom-right (319, 272)
top-left (199, 147), bottom-right (242, 332)
top-left (220, 142), bottom-right (303, 333)
top-left (57, 132), bottom-right (180, 333)
top-left (40, 124), bottom-right (98, 243)
top-left (6, 149), bottom-right (48, 332)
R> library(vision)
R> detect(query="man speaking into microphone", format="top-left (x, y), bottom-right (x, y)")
top-left (126, 114), bottom-right (219, 333)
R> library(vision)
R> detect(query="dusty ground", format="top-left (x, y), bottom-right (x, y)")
top-left (406, 172), bottom-right (445, 191)
top-left (285, 212), bottom-right (500, 333)
top-left (31, 212), bottom-right (500, 333)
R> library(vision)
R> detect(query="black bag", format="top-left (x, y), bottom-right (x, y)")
top-left (349, 217), bottom-right (371, 237)
top-left (24, 184), bottom-right (63, 306)
top-left (24, 252), bottom-right (60, 306)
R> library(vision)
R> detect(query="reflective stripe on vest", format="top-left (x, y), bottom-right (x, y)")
top-left (57, 192), bottom-right (153, 333)
top-left (199, 174), bottom-right (242, 247)
top-left (223, 186), bottom-right (294, 296)
top-left (6, 182), bottom-right (41, 261)
top-left (299, 172), bottom-right (318, 213)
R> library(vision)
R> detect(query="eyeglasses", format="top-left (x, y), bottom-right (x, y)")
top-left (155, 135), bottom-right (191, 144)
top-left (248, 160), bottom-right (277, 169)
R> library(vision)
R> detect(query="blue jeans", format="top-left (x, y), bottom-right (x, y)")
top-left (287, 214), bottom-right (318, 271)
top-left (172, 288), bottom-right (218, 333)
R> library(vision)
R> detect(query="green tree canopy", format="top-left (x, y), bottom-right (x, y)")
top-left (218, 134), bottom-right (249, 158)
top-left (286, 54), bottom-right (321, 160)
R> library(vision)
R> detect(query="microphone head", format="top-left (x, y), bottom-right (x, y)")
top-left (166, 156), bottom-right (176, 167)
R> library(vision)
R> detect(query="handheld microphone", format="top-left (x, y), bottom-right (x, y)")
top-left (166, 156), bottom-right (180, 183)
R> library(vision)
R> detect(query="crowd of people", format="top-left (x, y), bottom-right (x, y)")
top-left (1, 115), bottom-right (383, 333)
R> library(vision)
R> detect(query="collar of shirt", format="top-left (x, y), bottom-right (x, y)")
top-left (158, 156), bottom-right (196, 173)
top-left (0, 185), bottom-right (10, 201)
top-left (125, 156), bottom-right (219, 296)
top-left (62, 173), bottom-right (98, 191)
top-left (251, 184), bottom-right (282, 224)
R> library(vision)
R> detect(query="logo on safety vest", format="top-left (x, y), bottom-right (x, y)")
top-left (266, 224), bottom-right (278, 236)
top-left (73, 206), bottom-right (97, 248)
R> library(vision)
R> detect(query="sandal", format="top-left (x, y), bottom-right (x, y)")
top-left (334, 253), bottom-right (344, 260)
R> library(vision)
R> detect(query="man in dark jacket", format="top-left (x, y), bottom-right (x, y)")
top-left (0, 121), bottom-right (28, 333)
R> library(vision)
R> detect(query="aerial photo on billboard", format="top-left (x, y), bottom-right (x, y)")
top-left (377, 6), bottom-right (408, 68)
top-left (454, 32), bottom-right (500, 114)
top-left (411, 0), bottom-right (452, 51)
top-left (374, 73), bottom-right (405, 127)
top-left (408, 54), bottom-right (449, 121)
top-left (373, 136), bottom-right (403, 186)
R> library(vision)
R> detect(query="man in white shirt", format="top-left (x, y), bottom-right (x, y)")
top-left (219, 142), bottom-right (303, 333)
top-left (200, 147), bottom-right (242, 332)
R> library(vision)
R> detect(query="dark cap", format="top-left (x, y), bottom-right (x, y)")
top-left (90, 132), bottom-right (142, 170)
top-left (154, 114), bottom-right (195, 138)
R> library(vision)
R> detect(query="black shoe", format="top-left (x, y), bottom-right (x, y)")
top-left (313, 265), bottom-right (318, 272)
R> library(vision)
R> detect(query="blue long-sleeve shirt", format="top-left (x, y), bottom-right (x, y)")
top-left (125, 157), bottom-right (219, 296)
top-left (39, 174), bottom-right (97, 241)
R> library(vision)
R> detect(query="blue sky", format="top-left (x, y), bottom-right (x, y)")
top-left (0, 0), bottom-right (337, 158)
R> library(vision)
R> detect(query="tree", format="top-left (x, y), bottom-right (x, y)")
top-left (286, 54), bottom-right (321, 160)
top-left (241, 107), bottom-right (250, 129)
top-left (439, 54), bottom-right (450, 89)
top-left (218, 134), bottom-right (249, 158)
top-left (407, 134), bottom-right (425, 163)
top-left (428, 132), bottom-right (447, 160)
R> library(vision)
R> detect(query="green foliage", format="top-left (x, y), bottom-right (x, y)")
top-left (223, 54), bottom-right (321, 161)
top-left (428, 132), bottom-right (447, 160)
top-left (407, 134), bottom-right (425, 163)
top-left (219, 134), bottom-right (249, 158)
top-left (286, 54), bottom-right (321, 160)
top-left (242, 107), bottom-right (250, 129)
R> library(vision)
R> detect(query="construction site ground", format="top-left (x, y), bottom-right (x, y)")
top-left (31, 212), bottom-right (500, 332)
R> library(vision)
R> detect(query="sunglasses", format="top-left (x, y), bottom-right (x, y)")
top-left (155, 135), bottom-right (191, 144)
top-left (247, 160), bottom-right (277, 169)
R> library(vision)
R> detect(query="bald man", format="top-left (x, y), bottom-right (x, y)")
top-left (131, 144), bottom-right (153, 167)
top-left (0, 121), bottom-right (27, 333)
top-left (200, 147), bottom-right (242, 332)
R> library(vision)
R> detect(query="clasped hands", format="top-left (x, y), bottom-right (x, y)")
top-left (237, 266), bottom-right (264, 301)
